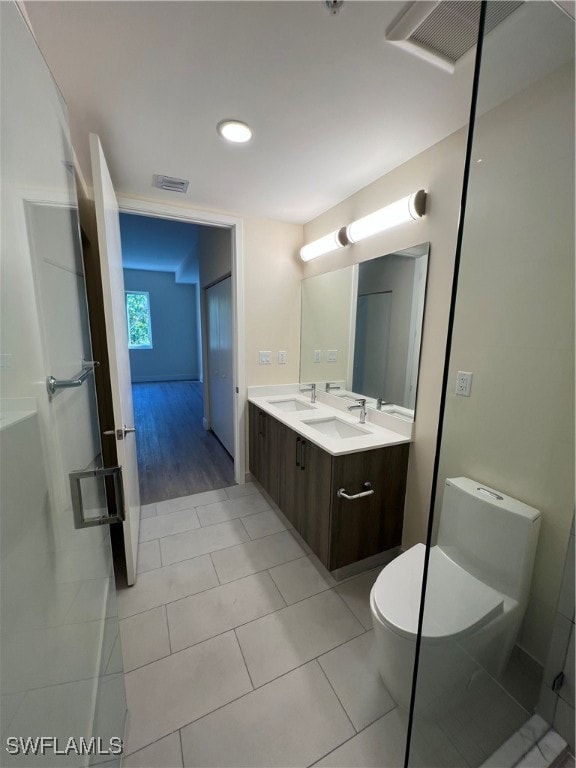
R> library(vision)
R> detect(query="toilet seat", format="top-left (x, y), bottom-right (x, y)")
top-left (371, 543), bottom-right (505, 641)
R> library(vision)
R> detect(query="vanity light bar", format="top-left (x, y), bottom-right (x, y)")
top-left (300, 190), bottom-right (427, 261)
top-left (299, 226), bottom-right (349, 262)
top-left (346, 190), bottom-right (427, 244)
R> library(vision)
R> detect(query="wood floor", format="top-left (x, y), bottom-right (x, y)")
top-left (132, 381), bottom-right (235, 505)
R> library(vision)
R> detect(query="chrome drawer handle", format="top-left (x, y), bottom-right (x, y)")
top-left (337, 482), bottom-right (374, 501)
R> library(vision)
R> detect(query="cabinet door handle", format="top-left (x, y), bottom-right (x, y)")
top-left (296, 436), bottom-right (301, 467)
top-left (337, 482), bottom-right (374, 500)
top-left (300, 440), bottom-right (306, 471)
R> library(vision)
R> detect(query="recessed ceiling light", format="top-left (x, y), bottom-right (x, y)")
top-left (217, 119), bottom-right (253, 144)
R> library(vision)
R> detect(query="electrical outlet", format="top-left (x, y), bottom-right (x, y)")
top-left (455, 371), bottom-right (473, 397)
top-left (278, 350), bottom-right (287, 365)
top-left (327, 350), bottom-right (338, 362)
top-left (259, 351), bottom-right (272, 365)
top-left (313, 350), bottom-right (321, 363)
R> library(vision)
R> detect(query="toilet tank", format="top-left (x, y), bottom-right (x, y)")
top-left (437, 477), bottom-right (540, 603)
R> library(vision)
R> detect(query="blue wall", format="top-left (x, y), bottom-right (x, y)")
top-left (123, 269), bottom-right (200, 383)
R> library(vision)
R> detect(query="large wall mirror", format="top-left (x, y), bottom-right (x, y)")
top-left (300, 242), bottom-right (429, 420)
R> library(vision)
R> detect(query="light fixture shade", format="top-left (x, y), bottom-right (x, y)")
top-left (217, 119), bottom-right (253, 143)
top-left (346, 190), bottom-right (427, 244)
top-left (300, 227), bottom-right (348, 262)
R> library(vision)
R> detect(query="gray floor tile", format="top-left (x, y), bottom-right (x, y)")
top-left (241, 508), bottom-right (288, 539)
top-left (319, 630), bottom-right (395, 730)
top-left (122, 732), bottom-right (183, 767)
top-left (314, 709), bottom-right (415, 767)
top-left (335, 568), bottom-right (381, 630)
top-left (136, 540), bottom-right (161, 574)
top-left (180, 661), bottom-right (355, 767)
top-left (124, 631), bottom-right (252, 755)
top-left (120, 606), bottom-right (170, 672)
top-left (196, 494), bottom-right (270, 527)
top-left (211, 530), bottom-right (305, 584)
top-left (224, 482), bottom-right (260, 500)
top-left (140, 503), bottom-right (157, 519)
top-left (167, 572), bottom-right (285, 652)
top-left (155, 489), bottom-right (228, 516)
top-left (160, 519), bottom-right (250, 566)
top-left (236, 589), bottom-right (364, 687)
top-left (269, 555), bottom-right (336, 604)
top-left (140, 507), bottom-right (201, 543)
top-left (117, 555), bottom-right (218, 619)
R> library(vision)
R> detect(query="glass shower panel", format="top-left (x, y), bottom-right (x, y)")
top-left (407, 2), bottom-right (574, 766)
top-left (0, 3), bottom-right (126, 765)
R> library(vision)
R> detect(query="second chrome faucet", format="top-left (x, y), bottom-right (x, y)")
top-left (348, 398), bottom-right (367, 423)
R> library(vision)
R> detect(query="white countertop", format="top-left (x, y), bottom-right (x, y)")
top-left (248, 392), bottom-right (411, 456)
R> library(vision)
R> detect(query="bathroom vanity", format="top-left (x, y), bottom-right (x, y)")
top-left (248, 396), bottom-right (410, 571)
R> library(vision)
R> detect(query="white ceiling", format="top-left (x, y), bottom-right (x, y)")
top-left (24, 1), bottom-right (574, 225)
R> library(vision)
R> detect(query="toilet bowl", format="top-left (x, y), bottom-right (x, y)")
top-left (370, 477), bottom-right (540, 708)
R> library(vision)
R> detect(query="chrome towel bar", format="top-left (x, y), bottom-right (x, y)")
top-left (47, 360), bottom-right (100, 396)
top-left (337, 482), bottom-right (374, 501)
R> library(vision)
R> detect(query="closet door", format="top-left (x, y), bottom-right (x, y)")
top-left (207, 277), bottom-right (234, 456)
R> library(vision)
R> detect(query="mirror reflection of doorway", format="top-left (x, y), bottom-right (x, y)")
top-left (352, 291), bottom-right (392, 399)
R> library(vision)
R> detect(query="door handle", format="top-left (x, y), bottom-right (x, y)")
top-left (69, 465), bottom-right (125, 528)
top-left (103, 426), bottom-right (136, 440)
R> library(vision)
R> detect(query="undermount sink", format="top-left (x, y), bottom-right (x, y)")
top-left (267, 398), bottom-right (316, 412)
top-left (302, 417), bottom-right (369, 439)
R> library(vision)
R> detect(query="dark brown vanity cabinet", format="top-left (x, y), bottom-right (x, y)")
top-left (248, 403), bottom-right (283, 505)
top-left (249, 402), bottom-right (409, 571)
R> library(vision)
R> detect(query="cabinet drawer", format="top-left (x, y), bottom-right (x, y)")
top-left (329, 444), bottom-right (409, 570)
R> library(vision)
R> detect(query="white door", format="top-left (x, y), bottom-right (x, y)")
top-left (90, 133), bottom-right (140, 585)
top-left (207, 277), bottom-right (234, 456)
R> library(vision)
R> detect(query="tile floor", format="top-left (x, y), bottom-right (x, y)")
top-left (118, 482), bottom-right (416, 767)
top-left (117, 483), bottom-right (553, 768)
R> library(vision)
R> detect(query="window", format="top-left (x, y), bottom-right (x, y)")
top-left (125, 291), bottom-right (153, 349)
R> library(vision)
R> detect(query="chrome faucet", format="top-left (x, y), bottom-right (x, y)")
top-left (325, 382), bottom-right (341, 393)
top-left (348, 398), bottom-right (366, 424)
top-left (376, 397), bottom-right (386, 410)
top-left (300, 383), bottom-right (316, 403)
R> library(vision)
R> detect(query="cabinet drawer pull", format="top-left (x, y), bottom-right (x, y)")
top-left (296, 436), bottom-right (301, 467)
top-left (337, 482), bottom-right (374, 500)
top-left (300, 440), bottom-right (306, 471)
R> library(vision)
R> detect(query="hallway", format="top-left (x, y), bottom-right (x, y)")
top-left (133, 381), bottom-right (235, 505)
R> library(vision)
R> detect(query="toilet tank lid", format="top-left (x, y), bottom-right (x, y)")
top-left (371, 544), bottom-right (506, 640)
top-left (446, 478), bottom-right (540, 522)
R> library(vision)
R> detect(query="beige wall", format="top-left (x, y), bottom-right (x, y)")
top-left (300, 267), bottom-right (355, 384)
top-left (243, 216), bottom-right (303, 388)
top-left (435, 61), bottom-right (575, 664)
top-left (303, 128), bottom-right (468, 550)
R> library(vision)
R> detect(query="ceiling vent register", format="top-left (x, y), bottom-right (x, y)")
top-left (153, 174), bottom-right (189, 193)
top-left (386, 1), bottom-right (523, 72)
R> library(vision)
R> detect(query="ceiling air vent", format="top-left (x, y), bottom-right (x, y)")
top-left (386, 1), bottom-right (523, 73)
top-left (153, 174), bottom-right (189, 193)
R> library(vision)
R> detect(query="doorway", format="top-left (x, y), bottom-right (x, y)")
top-left (117, 205), bottom-right (243, 504)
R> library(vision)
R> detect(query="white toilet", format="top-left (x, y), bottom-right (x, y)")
top-left (370, 477), bottom-right (541, 708)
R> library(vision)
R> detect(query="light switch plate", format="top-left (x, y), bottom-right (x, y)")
top-left (327, 350), bottom-right (338, 362)
top-left (314, 350), bottom-right (321, 363)
top-left (278, 351), bottom-right (287, 364)
top-left (259, 351), bottom-right (272, 365)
